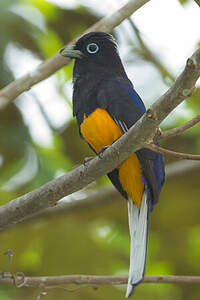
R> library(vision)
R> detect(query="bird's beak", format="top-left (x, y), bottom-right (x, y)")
top-left (60, 45), bottom-right (83, 59)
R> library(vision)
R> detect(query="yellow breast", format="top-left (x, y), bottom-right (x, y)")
top-left (80, 108), bottom-right (144, 207)
top-left (80, 108), bottom-right (122, 153)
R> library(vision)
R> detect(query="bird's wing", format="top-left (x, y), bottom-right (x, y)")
top-left (97, 77), bottom-right (164, 205)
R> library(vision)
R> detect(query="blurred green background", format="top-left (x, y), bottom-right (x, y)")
top-left (0, 0), bottom-right (200, 299)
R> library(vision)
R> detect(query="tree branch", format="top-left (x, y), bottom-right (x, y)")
top-left (38, 187), bottom-right (121, 217)
top-left (0, 0), bottom-right (150, 109)
top-left (194, 0), bottom-right (200, 8)
top-left (27, 159), bottom-right (200, 220)
top-left (0, 47), bottom-right (200, 230)
top-left (1, 274), bottom-right (200, 287)
top-left (0, 160), bottom-right (195, 224)
top-left (146, 143), bottom-right (200, 161)
top-left (160, 114), bottom-right (200, 139)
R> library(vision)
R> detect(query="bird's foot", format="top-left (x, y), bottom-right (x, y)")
top-left (83, 156), bottom-right (94, 166)
top-left (98, 145), bottom-right (110, 159)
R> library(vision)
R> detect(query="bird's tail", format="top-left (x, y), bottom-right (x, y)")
top-left (125, 190), bottom-right (149, 298)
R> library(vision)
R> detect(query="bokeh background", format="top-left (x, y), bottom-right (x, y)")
top-left (0, 0), bottom-right (200, 299)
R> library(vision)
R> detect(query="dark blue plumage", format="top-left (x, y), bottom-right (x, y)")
top-left (126, 85), bottom-right (146, 113)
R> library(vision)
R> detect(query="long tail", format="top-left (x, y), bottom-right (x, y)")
top-left (125, 190), bottom-right (149, 298)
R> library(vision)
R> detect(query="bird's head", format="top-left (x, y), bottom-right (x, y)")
top-left (60, 32), bottom-right (127, 78)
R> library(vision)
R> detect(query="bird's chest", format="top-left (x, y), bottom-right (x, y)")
top-left (80, 107), bottom-right (144, 207)
top-left (80, 108), bottom-right (122, 153)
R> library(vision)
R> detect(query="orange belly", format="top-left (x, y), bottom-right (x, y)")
top-left (80, 108), bottom-right (144, 207)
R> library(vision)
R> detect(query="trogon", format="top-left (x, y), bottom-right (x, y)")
top-left (60, 32), bottom-right (165, 297)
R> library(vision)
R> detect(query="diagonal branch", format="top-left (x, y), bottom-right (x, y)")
top-left (146, 143), bottom-right (200, 161)
top-left (160, 114), bottom-right (200, 139)
top-left (0, 0), bottom-right (150, 109)
top-left (194, 0), bottom-right (200, 8)
top-left (0, 47), bottom-right (199, 230)
top-left (8, 159), bottom-right (200, 222)
top-left (1, 274), bottom-right (200, 287)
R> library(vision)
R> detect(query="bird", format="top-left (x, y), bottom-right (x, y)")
top-left (60, 32), bottom-right (165, 297)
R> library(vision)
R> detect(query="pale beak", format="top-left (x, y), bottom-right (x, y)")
top-left (60, 45), bottom-right (83, 59)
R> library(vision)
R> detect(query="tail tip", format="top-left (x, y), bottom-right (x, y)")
top-left (125, 278), bottom-right (144, 297)
top-left (125, 284), bottom-right (135, 298)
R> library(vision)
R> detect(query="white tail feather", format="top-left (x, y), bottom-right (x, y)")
top-left (125, 191), bottom-right (148, 298)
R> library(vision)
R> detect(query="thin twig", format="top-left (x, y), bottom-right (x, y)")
top-left (1, 274), bottom-right (200, 287)
top-left (0, 0), bottom-right (150, 108)
top-left (161, 114), bottom-right (200, 139)
top-left (146, 143), bottom-right (200, 161)
top-left (0, 250), bottom-right (13, 273)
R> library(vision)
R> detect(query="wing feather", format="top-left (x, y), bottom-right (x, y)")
top-left (97, 77), bottom-right (165, 205)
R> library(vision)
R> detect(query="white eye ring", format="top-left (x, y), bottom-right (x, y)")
top-left (86, 43), bottom-right (99, 54)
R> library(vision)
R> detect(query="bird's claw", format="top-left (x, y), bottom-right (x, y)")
top-left (98, 146), bottom-right (110, 159)
top-left (83, 157), bottom-right (94, 166)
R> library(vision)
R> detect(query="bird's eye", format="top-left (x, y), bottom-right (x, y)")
top-left (86, 43), bottom-right (99, 54)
